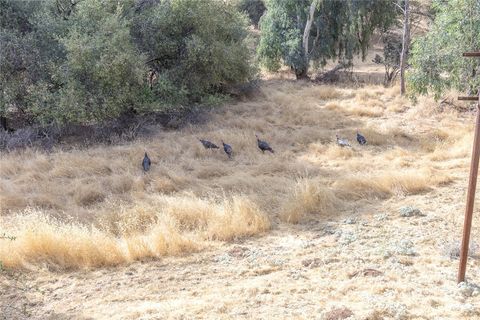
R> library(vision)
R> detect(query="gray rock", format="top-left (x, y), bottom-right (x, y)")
top-left (367, 299), bottom-right (409, 320)
top-left (301, 258), bottom-right (323, 269)
top-left (458, 282), bottom-right (480, 298)
top-left (394, 239), bottom-right (417, 256)
top-left (399, 206), bottom-right (425, 217)
top-left (343, 217), bottom-right (357, 224)
top-left (339, 231), bottom-right (357, 245)
top-left (452, 303), bottom-right (480, 316)
top-left (213, 253), bottom-right (233, 264)
top-left (268, 258), bottom-right (286, 266)
top-left (443, 240), bottom-right (479, 259)
top-left (374, 213), bottom-right (388, 221)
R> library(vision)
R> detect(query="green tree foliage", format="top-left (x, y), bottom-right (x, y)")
top-left (0, 0), bottom-right (53, 121)
top-left (408, 0), bottom-right (480, 99)
top-left (257, 0), bottom-right (397, 79)
top-left (46, 0), bottom-right (149, 124)
top-left (0, 0), bottom-right (253, 126)
top-left (131, 0), bottom-right (254, 108)
top-left (235, 0), bottom-right (266, 27)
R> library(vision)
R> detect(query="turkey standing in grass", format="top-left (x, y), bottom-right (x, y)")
top-left (142, 152), bottom-right (151, 172)
top-left (222, 141), bottom-right (233, 159)
top-left (199, 139), bottom-right (219, 149)
top-left (356, 131), bottom-right (367, 145)
top-left (336, 134), bottom-right (351, 147)
top-left (255, 134), bottom-right (274, 153)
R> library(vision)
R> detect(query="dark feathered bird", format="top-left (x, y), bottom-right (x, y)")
top-left (222, 140), bottom-right (233, 159)
top-left (356, 131), bottom-right (367, 145)
top-left (199, 139), bottom-right (219, 149)
top-left (336, 134), bottom-right (351, 147)
top-left (255, 134), bottom-right (274, 153)
top-left (142, 152), bottom-right (151, 172)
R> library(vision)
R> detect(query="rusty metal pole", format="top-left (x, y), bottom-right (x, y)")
top-left (459, 96), bottom-right (480, 101)
top-left (458, 91), bottom-right (480, 283)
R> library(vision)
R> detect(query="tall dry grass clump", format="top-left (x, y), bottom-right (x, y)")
top-left (0, 195), bottom-right (270, 269)
top-left (429, 127), bottom-right (473, 162)
top-left (156, 194), bottom-right (270, 241)
top-left (305, 85), bottom-right (343, 100)
top-left (0, 212), bottom-right (128, 269)
top-left (281, 179), bottom-right (341, 224)
top-left (334, 169), bottom-right (453, 199)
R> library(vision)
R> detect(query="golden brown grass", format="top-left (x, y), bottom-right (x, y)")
top-left (0, 81), bottom-right (470, 270)
top-left (280, 179), bottom-right (341, 224)
top-left (347, 105), bottom-right (384, 117)
top-left (0, 195), bottom-right (269, 269)
top-left (333, 169), bottom-right (453, 200)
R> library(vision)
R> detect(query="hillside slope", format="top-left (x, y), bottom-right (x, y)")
top-left (1, 81), bottom-right (479, 319)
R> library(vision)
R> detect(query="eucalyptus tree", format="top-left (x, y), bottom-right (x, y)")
top-left (258, 0), bottom-right (397, 79)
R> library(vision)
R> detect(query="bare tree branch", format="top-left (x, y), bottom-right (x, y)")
top-left (393, 0), bottom-right (405, 14)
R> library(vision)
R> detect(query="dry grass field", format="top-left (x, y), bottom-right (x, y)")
top-left (1, 80), bottom-right (480, 319)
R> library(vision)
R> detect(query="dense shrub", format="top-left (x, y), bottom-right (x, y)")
top-left (131, 0), bottom-right (254, 108)
top-left (0, 0), bottom-right (56, 123)
top-left (0, 0), bottom-right (254, 127)
top-left (408, 0), bottom-right (480, 99)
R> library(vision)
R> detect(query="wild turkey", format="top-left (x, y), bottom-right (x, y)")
top-left (336, 134), bottom-right (351, 147)
top-left (142, 152), bottom-right (151, 172)
top-left (356, 131), bottom-right (367, 145)
top-left (222, 141), bottom-right (233, 159)
top-left (199, 139), bottom-right (219, 149)
top-left (255, 134), bottom-right (274, 153)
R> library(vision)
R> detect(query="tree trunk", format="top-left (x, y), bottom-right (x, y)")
top-left (399, 0), bottom-right (410, 95)
top-left (295, 68), bottom-right (309, 80)
top-left (299, 0), bottom-right (320, 80)
top-left (0, 116), bottom-right (7, 131)
top-left (302, 0), bottom-right (318, 63)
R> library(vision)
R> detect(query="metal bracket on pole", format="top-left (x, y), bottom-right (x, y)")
top-left (463, 52), bottom-right (480, 57)
top-left (458, 96), bottom-right (479, 101)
